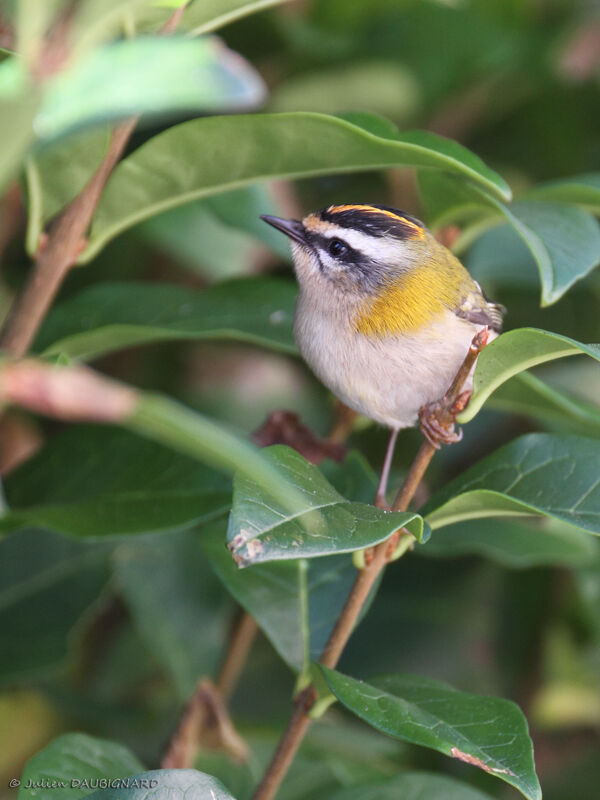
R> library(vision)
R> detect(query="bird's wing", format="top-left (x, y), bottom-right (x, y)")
top-left (454, 283), bottom-right (505, 332)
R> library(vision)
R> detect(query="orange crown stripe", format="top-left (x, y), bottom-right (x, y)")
top-left (327, 204), bottom-right (423, 233)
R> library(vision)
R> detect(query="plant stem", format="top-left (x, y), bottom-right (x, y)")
top-left (251, 329), bottom-right (488, 800)
top-left (217, 610), bottom-right (259, 704)
top-left (0, 3), bottom-right (188, 357)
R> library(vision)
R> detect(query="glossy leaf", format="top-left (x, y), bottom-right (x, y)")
top-left (0, 530), bottom-right (111, 683)
top-left (204, 523), bottom-right (358, 673)
top-left (320, 668), bottom-right (541, 800)
top-left (421, 518), bottom-right (598, 569)
top-left (496, 200), bottom-right (600, 306)
top-left (488, 372), bottom-right (600, 437)
top-left (420, 172), bottom-right (600, 304)
top-left (18, 733), bottom-right (143, 800)
top-left (458, 328), bottom-right (600, 422)
top-left (84, 769), bottom-right (236, 799)
top-left (1, 427), bottom-right (230, 537)
top-left (423, 433), bottom-right (600, 536)
top-left (227, 445), bottom-right (425, 567)
top-left (115, 530), bottom-right (230, 698)
top-left (35, 37), bottom-right (266, 140)
top-left (36, 278), bottom-right (297, 362)
top-left (527, 173), bottom-right (600, 214)
top-left (329, 771), bottom-right (494, 800)
top-left (83, 112), bottom-right (510, 261)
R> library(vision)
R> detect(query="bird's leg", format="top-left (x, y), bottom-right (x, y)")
top-left (418, 327), bottom-right (489, 449)
top-left (374, 427), bottom-right (399, 509)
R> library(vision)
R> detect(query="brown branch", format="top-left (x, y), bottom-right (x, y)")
top-left (217, 611), bottom-right (259, 704)
top-left (251, 329), bottom-right (489, 800)
top-left (0, 2), bottom-right (189, 358)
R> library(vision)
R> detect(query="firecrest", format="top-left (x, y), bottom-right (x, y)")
top-left (261, 204), bottom-right (504, 499)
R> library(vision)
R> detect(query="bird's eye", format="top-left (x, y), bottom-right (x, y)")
top-left (328, 239), bottom-right (347, 257)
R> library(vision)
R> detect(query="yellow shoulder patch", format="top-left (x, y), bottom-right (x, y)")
top-left (354, 263), bottom-right (460, 337)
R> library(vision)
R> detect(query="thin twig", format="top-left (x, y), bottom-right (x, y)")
top-left (217, 611), bottom-right (259, 704)
top-left (251, 329), bottom-right (488, 800)
top-left (0, 3), bottom-right (188, 357)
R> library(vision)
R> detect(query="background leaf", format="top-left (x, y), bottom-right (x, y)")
top-left (0, 530), bottom-right (111, 684)
top-left (84, 769), bottom-right (236, 799)
top-left (423, 433), bottom-right (600, 536)
top-left (36, 278), bottom-right (297, 362)
top-left (35, 37), bottom-right (266, 140)
top-left (459, 328), bottom-right (600, 422)
top-left (328, 771), bottom-right (494, 800)
top-left (321, 668), bottom-right (541, 800)
top-left (18, 733), bottom-right (143, 800)
top-left (83, 112), bottom-right (510, 261)
top-left (1, 427), bottom-right (230, 537)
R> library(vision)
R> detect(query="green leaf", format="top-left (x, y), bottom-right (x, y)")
top-left (35, 37), bottom-right (266, 140)
top-left (227, 445), bottom-right (424, 567)
top-left (458, 328), bottom-right (600, 423)
top-left (182, 0), bottom-right (291, 37)
top-left (487, 372), bottom-right (600, 437)
top-left (84, 769), bottom-right (236, 799)
top-left (18, 733), bottom-right (143, 800)
top-left (25, 127), bottom-right (110, 255)
top-left (329, 771), bottom-right (494, 800)
top-left (526, 173), bottom-right (600, 214)
top-left (0, 530), bottom-right (111, 683)
top-left (420, 173), bottom-right (600, 304)
top-left (320, 668), bottom-right (541, 800)
top-left (495, 200), bottom-right (600, 306)
top-left (82, 112), bottom-right (510, 261)
top-left (421, 518), bottom-right (598, 569)
top-left (115, 530), bottom-right (230, 698)
top-left (423, 433), bottom-right (600, 536)
top-left (1, 427), bottom-right (230, 537)
top-left (0, 75), bottom-right (39, 192)
top-left (36, 278), bottom-right (297, 362)
top-left (204, 523), bottom-right (358, 673)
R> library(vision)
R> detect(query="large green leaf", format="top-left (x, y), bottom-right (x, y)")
top-left (82, 112), bottom-right (510, 261)
top-left (421, 518), bottom-right (598, 569)
top-left (0, 530), bottom-right (111, 683)
top-left (487, 372), bottom-right (600, 438)
top-left (36, 278), bottom-right (297, 362)
top-left (84, 769), bottom-right (236, 799)
top-left (458, 328), bottom-right (600, 422)
top-left (18, 734), bottom-right (143, 800)
top-left (419, 172), bottom-right (600, 304)
top-left (527, 173), bottom-right (600, 214)
top-left (35, 37), bottom-right (265, 140)
top-left (1, 427), bottom-right (230, 537)
top-left (423, 433), bottom-right (600, 536)
top-left (494, 200), bottom-right (600, 306)
top-left (115, 530), bottom-right (230, 698)
top-left (320, 668), bottom-right (541, 800)
top-left (227, 445), bottom-right (424, 567)
top-left (328, 771), bottom-right (494, 800)
top-left (204, 523), bottom-right (358, 673)
top-left (0, 86), bottom-right (39, 193)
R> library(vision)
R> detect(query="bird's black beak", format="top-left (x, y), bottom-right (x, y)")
top-left (260, 215), bottom-right (307, 245)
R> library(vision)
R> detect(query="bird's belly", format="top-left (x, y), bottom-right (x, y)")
top-left (295, 308), bottom-right (479, 429)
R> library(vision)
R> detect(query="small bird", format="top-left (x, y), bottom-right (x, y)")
top-left (261, 204), bottom-right (504, 505)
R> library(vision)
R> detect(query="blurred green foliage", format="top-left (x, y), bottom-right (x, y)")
top-left (1, 0), bottom-right (600, 799)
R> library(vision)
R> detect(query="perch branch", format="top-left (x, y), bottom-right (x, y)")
top-left (251, 328), bottom-right (488, 800)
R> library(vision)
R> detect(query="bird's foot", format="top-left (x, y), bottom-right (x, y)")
top-left (419, 401), bottom-right (463, 449)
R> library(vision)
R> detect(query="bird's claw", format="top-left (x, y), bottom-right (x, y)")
top-left (419, 402), bottom-right (463, 449)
